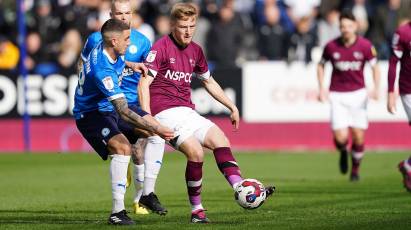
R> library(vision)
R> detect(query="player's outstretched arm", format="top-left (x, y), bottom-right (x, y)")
top-left (317, 63), bottom-right (328, 102)
top-left (387, 55), bottom-right (400, 114)
top-left (138, 71), bottom-right (154, 114)
top-left (201, 76), bottom-right (240, 130)
top-left (111, 97), bottom-right (174, 140)
top-left (370, 62), bottom-right (381, 100)
top-left (126, 61), bottom-right (148, 76)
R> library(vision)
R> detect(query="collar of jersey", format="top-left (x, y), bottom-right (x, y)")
top-left (103, 48), bottom-right (117, 64)
top-left (169, 33), bottom-right (189, 50)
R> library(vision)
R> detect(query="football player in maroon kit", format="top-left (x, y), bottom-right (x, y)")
top-left (387, 19), bottom-right (411, 193)
top-left (138, 3), bottom-right (275, 223)
top-left (317, 10), bottom-right (380, 182)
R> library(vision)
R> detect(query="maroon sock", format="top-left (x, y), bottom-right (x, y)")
top-left (213, 147), bottom-right (243, 187)
top-left (185, 161), bottom-right (203, 207)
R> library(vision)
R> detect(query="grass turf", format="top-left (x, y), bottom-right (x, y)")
top-left (0, 151), bottom-right (410, 229)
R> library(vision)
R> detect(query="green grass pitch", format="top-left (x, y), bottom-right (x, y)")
top-left (0, 151), bottom-right (410, 229)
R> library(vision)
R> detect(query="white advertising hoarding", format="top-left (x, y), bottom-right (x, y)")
top-left (243, 61), bottom-right (407, 122)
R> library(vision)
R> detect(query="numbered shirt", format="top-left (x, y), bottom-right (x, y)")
top-left (73, 42), bottom-right (125, 119)
top-left (81, 29), bottom-right (151, 105)
top-left (389, 22), bottom-right (411, 94)
top-left (320, 36), bottom-right (377, 92)
top-left (144, 35), bottom-right (210, 115)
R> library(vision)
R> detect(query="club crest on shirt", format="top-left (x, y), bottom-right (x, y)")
top-left (333, 52), bottom-right (340, 60)
top-left (170, 57), bottom-right (176, 64)
top-left (101, 128), bottom-right (110, 137)
top-left (102, 76), bottom-right (114, 91)
top-left (353, 51), bottom-right (363, 60)
top-left (146, 50), bottom-right (157, 63)
top-left (189, 58), bottom-right (195, 67)
top-left (128, 45), bottom-right (138, 54)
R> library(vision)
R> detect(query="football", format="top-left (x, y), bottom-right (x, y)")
top-left (234, 179), bottom-right (267, 209)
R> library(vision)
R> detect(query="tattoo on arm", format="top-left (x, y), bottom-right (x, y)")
top-left (111, 97), bottom-right (159, 133)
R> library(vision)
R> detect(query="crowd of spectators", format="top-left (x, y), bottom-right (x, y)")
top-left (0, 0), bottom-right (410, 74)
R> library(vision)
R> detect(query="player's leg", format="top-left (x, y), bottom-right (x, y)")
top-left (202, 126), bottom-right (243, 188)
top-left (350, 128), bottom-right (365, 181)
top-left (329, 92), bottom-right (350, 174)
top-left (201, 125), bottom-right (275, 197)
top-left (333, 128), bottom-right (349, 174)
top-left (118, 105), bottom-right (164, 214)
top-left (139, 135), bottom-right (167, 215)
top-left (349, 89), bottom-right (368, 181)
top-left (178, 137), bottom-right (209, 223)
top-left (398, 156), bottom-right (411, 192)
top-left (75, 111), bottom-right (134, 225)
top-left (399, 95), bottom-right (411, 192)
top-left (107, 134), bottom-right (133, 217)
top-left (130, 138), bottom-right (149, 214)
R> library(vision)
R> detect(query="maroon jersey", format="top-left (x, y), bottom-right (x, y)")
top-left (388, 22), bottom-right (411, 94)
top-left (321, 36), bottom-right (377, 92)
top-left (144, 35), bottom-right (210, 115)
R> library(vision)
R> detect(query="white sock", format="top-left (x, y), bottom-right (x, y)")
top-left (110, 154), bottom-right (131, 214)
top-left (232, 182), bottom-right (240, 190)
top-left (352, 151), bottom-right (364, 161)
top-left (404, 159), bottom-right (411, 172)
top-left (143, 136), bottom-right (165, 195)
top-left (133, 164), bottom-right (144, 203)
top-left (191, 204), bottom-right (204, 212)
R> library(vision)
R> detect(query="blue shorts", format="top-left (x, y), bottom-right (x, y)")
top-left (75, 110), bottom-right (122, 160)
top-left (75, 105), bottom-right (149, 160)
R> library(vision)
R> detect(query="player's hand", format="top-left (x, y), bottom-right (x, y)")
top-left (129, 62), bottom-right (148, 76)
top-left (369, 88), bottom-right (379, 100)
top-left (156, 125), bottom-right (175, 141)
top-left (318, 89), bottom-right (328, 102)
top-left (387, 92), bottom-right (397, 114)
top-left (230, 107), bottom-right (240, 130)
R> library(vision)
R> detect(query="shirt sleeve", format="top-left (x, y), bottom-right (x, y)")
top-left (387, 30), bottom-right (403, 92)
top-left (81, 32), bottom-right (102, 60)
top-left (142, 37), bottom-right (152, 60)
top-left (391, 31), bottom-right (404, 59)
top-left (144, 42), bottom-right (164, 78)
top-left (194, 47), bottom-right (210, 81)
top-left (95, 69), bottom-right (125, 101)
top-left (319, 44), bottom-right (331, 65)
top-left (364, 42), bottom-right (378, 66)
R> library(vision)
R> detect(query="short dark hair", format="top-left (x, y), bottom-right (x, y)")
top-left (101, 18), bottom-right (129, 46)
top-left (339, 9), bottom-right (356, 22)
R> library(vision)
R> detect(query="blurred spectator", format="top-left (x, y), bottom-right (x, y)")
top-left (132, 12), bottom-right (155, 44)
top-left (368, 0), bottom-right (408, 59)
top-left (342, 0), bottom-right (372, 35)
top-left (0, 36), bottom-right (19, 70)
top-left (317, 8), bottom-right (340, 47)
top-left (283, 0), bottom-right (320, 22)
top-left (27, 0), bottom-right (63, 47)
top-left (206, 1), bottom-right (244, 68)
top-left (257, 3), bottom-right (287, 60)
top-left (154, 14), bottom-right (170, 41)
top-left (95, 0), bottom-right (111, 31)
top-left (286, 16), bottom-right (317, 63)
top-left (25, 31), bottom-right (58, 75)
top-left (192, 3), bottom-right (211, 56)
top-left (57, 29), bottom-right (82, 75)
top-left (318, 0), bottom-right (342, 17)
top-left (59, 0), bottom-right (96, 39)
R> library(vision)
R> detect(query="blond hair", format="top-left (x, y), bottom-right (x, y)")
top-left (170, 3), bottom-right (197, 22)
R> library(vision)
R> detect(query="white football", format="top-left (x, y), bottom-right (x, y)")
top-left (234, 179), bottom-right (267, 209)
